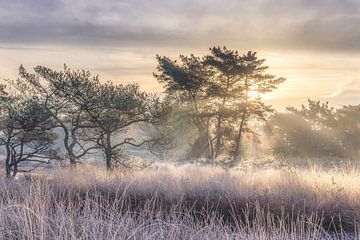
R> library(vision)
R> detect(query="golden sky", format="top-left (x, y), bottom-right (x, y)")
top-left (0, 0), bottom-right (359, 110)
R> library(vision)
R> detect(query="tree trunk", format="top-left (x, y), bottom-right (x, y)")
top-left (105, 150), bottom-right (112, 170)
top-left (12, 163), bottom-right (18, 178)
top-left (233, 76), bottom-right (249, 163)
top-left (189, 116), bottom-right (213, 159)
top-left (187, 130), bottom-right (213, 160)
top-left (5, 142), bottom-right (11, 178)
top-left (105, 132), bottom-right (112, 171)
top-left (233, 111), bottom-right (246, 162)
top-left (4, 130), bottom-right (12, 178)
top-left (206, 130), bottom-right (214, 160)
top-left (69, 153), bottom-right (77, 166)
top-left (214, 115), bottom-right (222, 158)
top-left (61, 124), bottom-right (78, 167)
top-left (190, 93), bottom-right (214, 159)
top-left (215, 77), bottom-right (230, 159)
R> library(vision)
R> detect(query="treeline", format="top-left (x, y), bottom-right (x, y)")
top-left (0, 66), bottom-right (171, 178)
top-left (0, 46), bottom-right (359, 177)
top-left (268, 100), bottom-right (360, 158)
top-left (153, 47), bottom-right (359, 161)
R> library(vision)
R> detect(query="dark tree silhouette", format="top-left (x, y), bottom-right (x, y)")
top-left (0, 95), bottom-right (60, 178)
top-left (231, 51), bottom-right (285, 162)
top-left (204, 47), bottom-right (246, 158)
top-left (156, 47), bottom-right (285, 163)
top-left (154, 55), bottom-right (214, 159)
top-left (58, 76), bottom-right (170, 170)
top-left (17, 65), bottom-right (99, 166)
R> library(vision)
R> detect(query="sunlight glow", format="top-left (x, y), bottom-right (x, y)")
top-left (248, 91), bottom-right (272, 100)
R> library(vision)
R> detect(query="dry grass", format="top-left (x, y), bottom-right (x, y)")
top-left (0, 163), bottom-right (360, 239)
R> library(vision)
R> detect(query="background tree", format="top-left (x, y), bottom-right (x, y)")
top-left (204, 48), bottom-right (285, 161)
top-left (61, 78), bottom-right (170, 170)
top-left (231, 51), bottom-right (285, 162)
top-left (286, 99), bottom-right (336, 131)
top-left (0, 95), bottom-right (60, 178)
top-left (203, 47), bottom-right (246, 158)
top-left (268, 112), bottom-right (343, 158)
top-left (17, 65), bottom-right (100, 166)
top-left (334, 105), bottom-right (360, 157)
top-left (155, 47), bottom-right (285, 164)
top-left (267, 100), bottom-right (360, 158)
top-left (154, 55), bottom-right (214, 159)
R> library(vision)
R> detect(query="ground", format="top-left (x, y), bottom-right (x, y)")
top-left (0, 159), bottom-right (359, 239)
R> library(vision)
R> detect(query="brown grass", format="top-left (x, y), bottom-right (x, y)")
top-left (0, 163), bottom-right (359, 239)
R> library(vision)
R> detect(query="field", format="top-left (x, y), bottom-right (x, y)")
top-left (1, 161), bottom-right (360, 239)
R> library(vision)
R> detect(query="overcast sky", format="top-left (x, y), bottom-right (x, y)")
top-left (0, 0), bottom-right (359, 109)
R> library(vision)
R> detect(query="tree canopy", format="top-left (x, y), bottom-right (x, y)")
top-left (155, 46), bottom-right (285, 163)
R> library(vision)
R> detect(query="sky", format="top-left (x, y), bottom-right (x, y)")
top-left (0, 0), bottom-right (359, 110)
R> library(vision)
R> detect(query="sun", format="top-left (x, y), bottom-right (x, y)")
top-left (248, 91), bottom-right (273, 100)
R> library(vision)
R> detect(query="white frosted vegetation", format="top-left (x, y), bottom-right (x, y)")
top-left (0, 164), bottom-right (359, 239)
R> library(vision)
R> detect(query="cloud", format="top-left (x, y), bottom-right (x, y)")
top-left (322, 79), bottom-right (360, 106)
top-left (0, 0), bottom-right (359, 52)
top-left (0, 0), bottom-right (359, 109)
